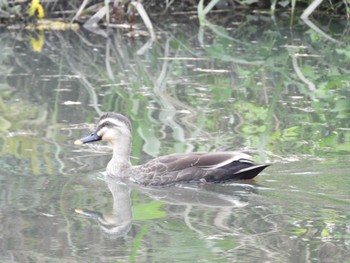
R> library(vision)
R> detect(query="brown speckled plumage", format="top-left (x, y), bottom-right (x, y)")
top-left (75, 113), bottom-right (270, 186)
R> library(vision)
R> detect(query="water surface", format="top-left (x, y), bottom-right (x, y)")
top-left (0, 13), bottom-right (349, 262)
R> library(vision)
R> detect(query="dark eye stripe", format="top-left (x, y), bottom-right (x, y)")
top-left (99, 113), bottom-right (132, 132)
top-left (102, 121), bottom-right (112, 127)
top-left (101, 121), bottom-right (118, 128)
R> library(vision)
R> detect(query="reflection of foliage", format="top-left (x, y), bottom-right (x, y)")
top-left (0, 84), bottom-right (52, 175)
top-left (0, 14), bottom-right (349, 263)
top-left (1, 137), bottom-right (53, 175)
top-left (191, 17), bottom-right (349, 158)
top-left (133, 201), bottom-right (167, 220)
top-left (29, 31), bottom-right (44, 52)
top-left (0, 87), bottom-right (47, 132)
top-left (1, 14), bottom-right (348, 161)
top-left (58, 14), bottom-right (348, 159)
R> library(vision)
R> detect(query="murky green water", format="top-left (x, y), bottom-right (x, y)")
top-left (0, 14), bottom-right (349, 262)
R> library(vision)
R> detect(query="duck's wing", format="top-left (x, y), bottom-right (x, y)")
top-left (140, 152), bottom-right (251, 171)
top-left (131, 152), bottom-right (263, 186)
top-left (192, 152), bottom-right (253, 169)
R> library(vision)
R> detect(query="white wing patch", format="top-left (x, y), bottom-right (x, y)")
top-left (201, 152), bottom-right (253, 170)
top-left (233, 164), bottom-right (268, 174)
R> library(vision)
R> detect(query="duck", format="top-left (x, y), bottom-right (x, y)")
top-left (74, 112), bottom-right (270, 186)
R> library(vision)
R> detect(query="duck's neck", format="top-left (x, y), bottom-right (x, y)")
top-left (106, 138), bottom-right (132, 176)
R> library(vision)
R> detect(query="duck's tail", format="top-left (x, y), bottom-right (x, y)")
top-left (233, 164), bottom-right (270, 180)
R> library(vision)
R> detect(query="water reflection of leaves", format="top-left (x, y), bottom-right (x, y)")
top-left (30, 35), bottom-right (44, 53)
top-left (132, 201), bottom-right (166, 221)
top-left (0, 84), bottom-right (51, 175)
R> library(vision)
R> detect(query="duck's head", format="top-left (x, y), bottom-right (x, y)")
top-left (74, 113), bottom-right (132, 145)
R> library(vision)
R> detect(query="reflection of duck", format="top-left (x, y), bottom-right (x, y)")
top-left (75, 113), bottom-right (269, 186)
top-left (140, 183), bottom-right (252, 207)
top-left (75, 177), bottom-right (132, 237)
top-left (75, 174), bottom-right (256, 238)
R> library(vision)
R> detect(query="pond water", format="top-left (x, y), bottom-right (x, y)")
top-left (0, 13), bottom-right (349, 263)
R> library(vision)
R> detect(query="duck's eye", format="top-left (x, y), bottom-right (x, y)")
top-left (103, 121), bottom-right (113, 127)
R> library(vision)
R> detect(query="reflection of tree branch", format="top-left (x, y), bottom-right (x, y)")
top-left (83, 24), bottom-right (109, 38)
top-left (213, 207), bottom-right (234, 231)
top-left (153, 38), bottom-right (186, 143)
top-left (65, 55), bottom-right (103, 115)
top-left (300, 0), bottom-right (323, 20)
top-left (291, 52), bottom-right (316, 92)
top-left (105, 39), bottom-right (115, 81)
top-left (70, 0), bottom-right (90, 23)
top-left (84, 5), bottom-right (108, 28)
top-left (183, 205), bottom-right (204, 236)
top-left (60, 176), bottom-right (79, 257)
top-left (55, 33), bottom-right (103, 116)
top-left (131, 1), bottom-right (156, 41)
top-left (233, 108), bottom-right (245, 135)
top-left (152, 37), bottom-right (211, 148)
top-left (80, 75), bottom-right (103, 116)
top-left (302, 18), bottom-right (342, 44)
top-left (136, 38), bottom-right (155, 56)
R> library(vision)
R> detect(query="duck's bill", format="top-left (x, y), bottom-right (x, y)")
top-left (75, 208), bottom-right (102, 219)
top-left (74, 132), bottom-right (101, 145)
